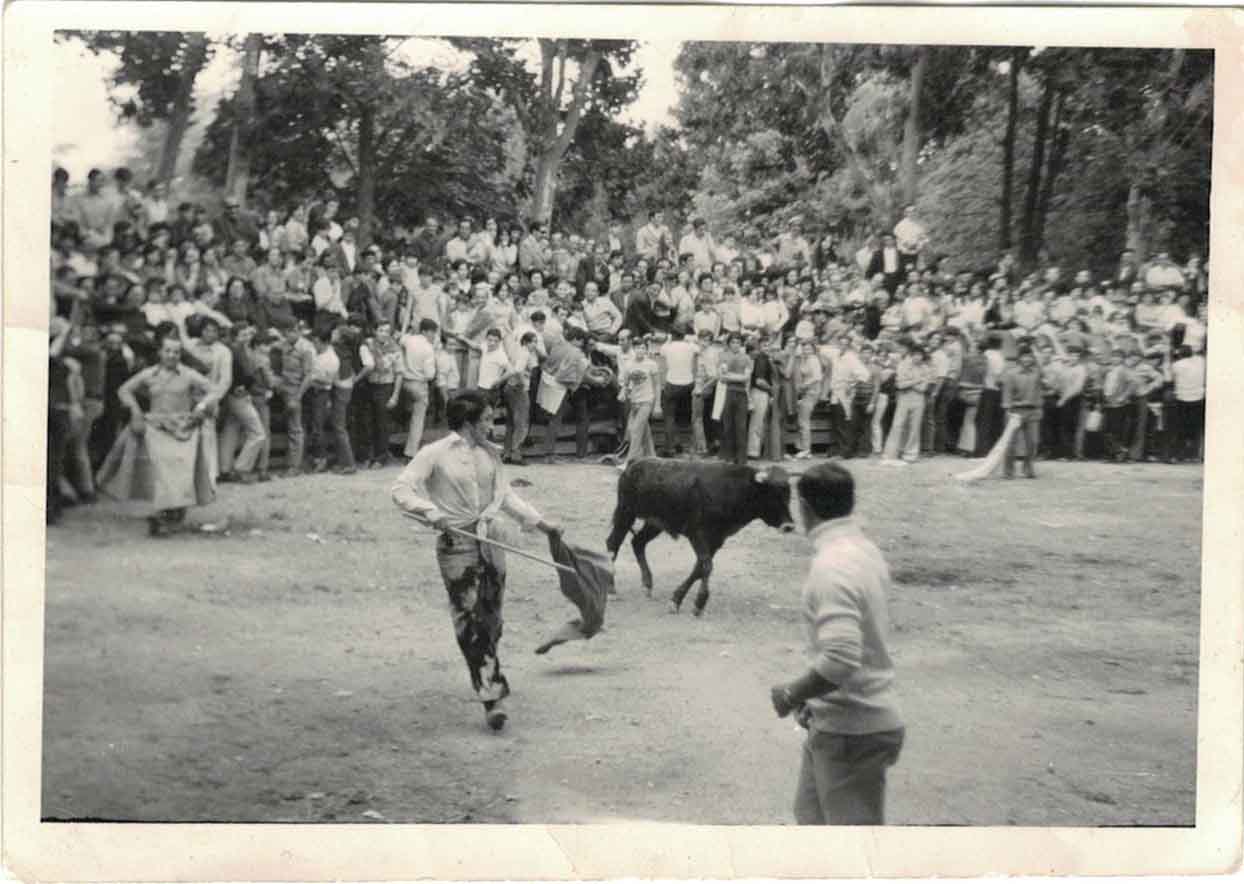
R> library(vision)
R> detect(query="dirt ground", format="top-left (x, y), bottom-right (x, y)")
top-left (41, 456), bottom-right (1201, 826)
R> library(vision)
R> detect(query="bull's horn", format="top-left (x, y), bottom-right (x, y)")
top-left (755, 470), bottom-right (769, 483)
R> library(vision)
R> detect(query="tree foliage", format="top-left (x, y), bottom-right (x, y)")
top-left (194, 34), bottom-right (525, 238)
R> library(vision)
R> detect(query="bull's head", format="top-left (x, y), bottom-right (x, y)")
top-left (754, 466), bottom-right (797, 534)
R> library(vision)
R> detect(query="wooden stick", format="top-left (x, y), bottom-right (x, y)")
top-left (402, 511), bottom-right (576, 575)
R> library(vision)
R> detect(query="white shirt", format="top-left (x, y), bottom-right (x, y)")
top-left (477, 346), bottom-right (512, 391)
top-left (678, 232), bottom-right (717, 271)
top-left (401, 333), bottom-right (438, 383)
top-left (893, 217), bottom-right (928, 254)
top-left (391, 432), bottom-right (542, 533)
top-left (1172, 355), bottom-right (1206, 402)
top-left (309, 347), bottom-right (340, 389)
top-left (660, 339), bottom-right (699, 386)
top-left (881, 247), bottom-right (900, 274)
top-left (1013, 299), bottom-right (1045, 330)
top-left (902, 295), bottom-right (931, 330)
top-left (582, 297), bottom-right (622, 336)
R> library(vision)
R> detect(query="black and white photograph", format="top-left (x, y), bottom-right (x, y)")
top-left (5, 2), bottom-right (1242, 880)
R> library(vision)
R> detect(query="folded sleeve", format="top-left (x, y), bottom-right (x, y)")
top-left (501, 487), bottom-right (544, 532)
top-left (391, 446), bottom-right (447, 525)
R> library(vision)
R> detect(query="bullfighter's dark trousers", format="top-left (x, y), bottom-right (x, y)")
top-left (435, 531), bottom-right (509, 708)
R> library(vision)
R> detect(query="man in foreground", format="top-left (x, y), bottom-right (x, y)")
top-left (770, 462), bottom-right (905, 824)
top-left (392, 390), bottom-right (561, 731)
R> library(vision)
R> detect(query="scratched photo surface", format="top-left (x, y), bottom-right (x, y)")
top-left (42, 28), bottom-right (1208, 829)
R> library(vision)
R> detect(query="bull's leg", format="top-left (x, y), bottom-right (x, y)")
top-left (669, 555), bottom-right (706, 614)
top-left (691, 540), bottom-right (721, 617)
top-left (605, 507), bottom-right (635, 561)
top-left (630, 521), bottom-right (663, 596)
top-left (691, 557), bottom-right (715, 616)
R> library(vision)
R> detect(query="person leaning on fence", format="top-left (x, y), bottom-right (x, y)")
top-left (770, 461), bottom-right (904, 825)
top-left (391, 389), bottom-right (561, 732)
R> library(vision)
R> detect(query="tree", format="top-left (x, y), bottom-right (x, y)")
top-left (999, 49), bottom-right (1023, 251)
top-left (63, 30), bottom-right (213, 183)
top-left (224, 33), bottom-right (263, 206)
top-left (195, 34), bottom-right (523, 241)
top-left (899, 46), bottom-right (930, 207)
top-left (454, 38), bottom-right (641, 225)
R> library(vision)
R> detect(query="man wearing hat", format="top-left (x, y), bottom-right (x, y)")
top-left (678, 217), bottom-right (717, 273)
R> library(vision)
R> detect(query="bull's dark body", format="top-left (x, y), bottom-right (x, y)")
top-left (605, 458), bottom-right (795, 615)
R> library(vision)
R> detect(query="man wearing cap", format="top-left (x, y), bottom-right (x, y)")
top-left (771, 461), bottom-right (904, 825)
top-left (678, 218), bottom-right (717, 272)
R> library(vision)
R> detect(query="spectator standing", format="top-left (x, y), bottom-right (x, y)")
top-left (1168, 345), bottom-right (1206, 463)
top-left (501, 331), bottom-right (539, 466)
top-left (73, 168), bottom-right (120, 251)
top-left (635, 210), bottom-right (672, 263)
top-left (746, 335), bottom-right (779, 460)
top-left (691, 328), bottom-right (721, 457)
top-left (1100, 347), bottom-right (1137, 462)
top-left (398, 318), bottom-right (439, 460)
top-left (217, 322), bottom-right (268, 484)
top-left (882, 342), bottom-right (929, 465)
top-left (893, 205), bottom-right (929, 273)
top-left (658, 328), bottom-right (698, 457)
top-left (622, 337), bottom-right (661, 462)
top-left (273, 322), bottom-right (315, 475)
top-left (678, 218), bottom-right (717, 272)
top-left (717, 333), bottom-right (753, 466)
top-left (357, 320), bottom-right (402, 468)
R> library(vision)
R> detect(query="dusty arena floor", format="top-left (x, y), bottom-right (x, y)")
top-left (41, 457), bottom-right (1202, 825)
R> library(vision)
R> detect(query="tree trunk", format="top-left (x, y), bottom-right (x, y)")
top-left (356, 102), bottom-right (378, 248)
top-left (999, 49), bottom-right (1022, 252)
top-left (531, 147), bottom-right (561, 226)
top-left (1018, 76), bottom-right (1055, 268)
top-left (225, 33), bottom-right (262, 206)
top-left (1125, 181), bottom-right (1151, 258)
top-left (156, 33), bottom-right (209, 183)
top-left (899, 46), bottom-right (930, 207)
top-left (1033, 91), bottom-right (1068, 256)
top-left (525, 44), bottom-right (603, 224)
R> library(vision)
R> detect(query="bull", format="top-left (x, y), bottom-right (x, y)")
top-left (605, 458), bottom-right (797, 616)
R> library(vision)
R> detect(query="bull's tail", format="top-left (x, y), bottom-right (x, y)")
top-left (605, 505), bottom-right (635, 560)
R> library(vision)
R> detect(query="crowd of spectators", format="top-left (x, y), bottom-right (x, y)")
top-left (47, 164), bottom-right (1209, 527)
